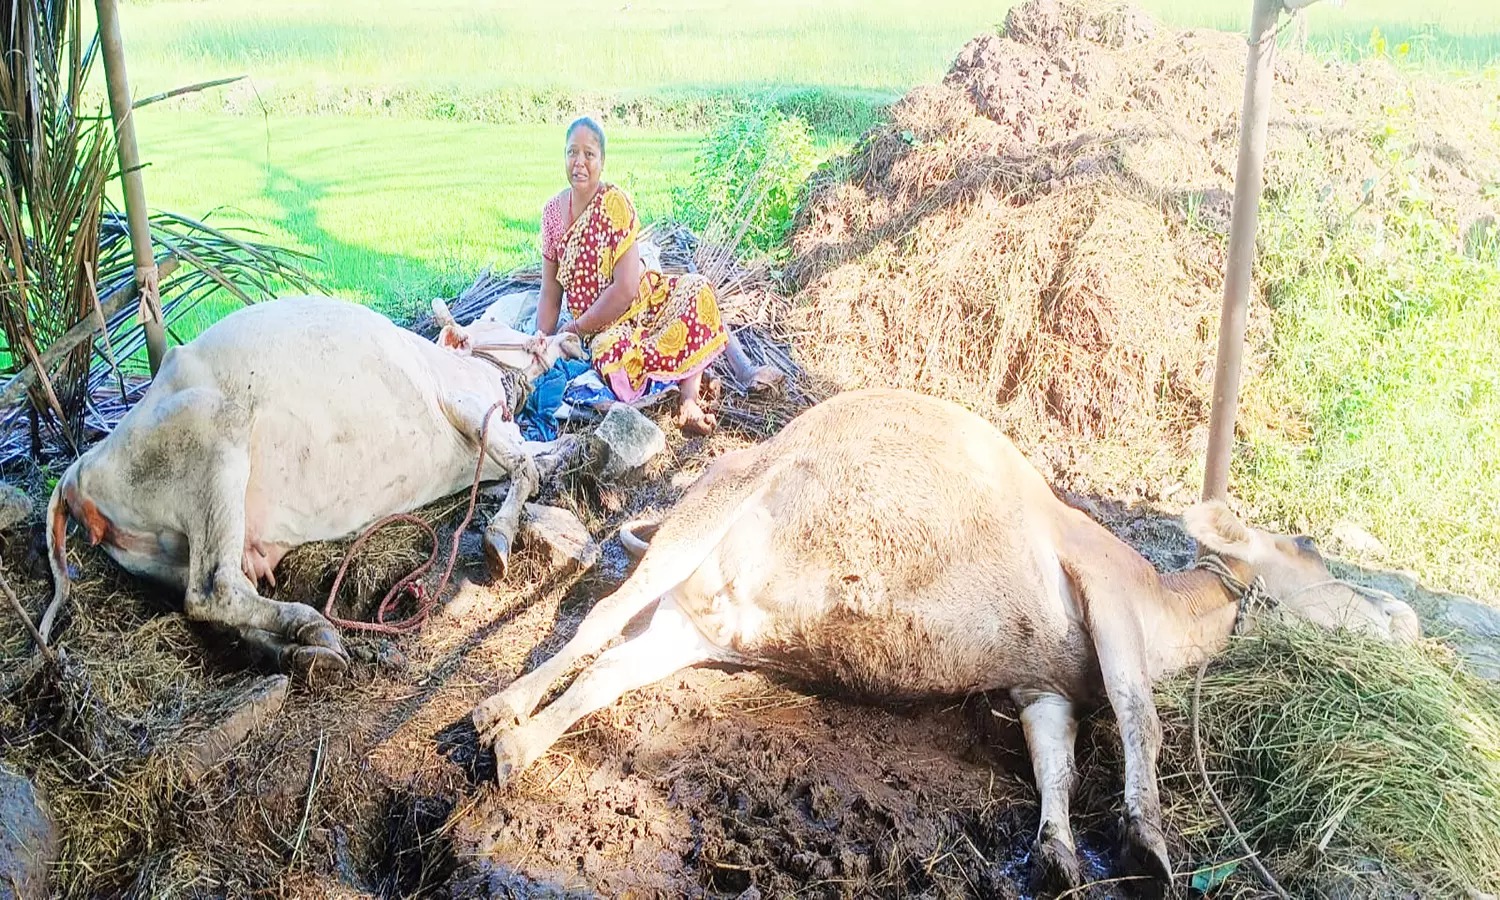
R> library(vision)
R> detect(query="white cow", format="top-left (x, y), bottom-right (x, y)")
top-left (472, 388), bottom-right (1421, 892)
top-left (45, 295), bottom-right (584, 675)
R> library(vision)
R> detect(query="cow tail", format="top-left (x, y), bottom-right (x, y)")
top-left (40, 460), bottom-right (80, 643)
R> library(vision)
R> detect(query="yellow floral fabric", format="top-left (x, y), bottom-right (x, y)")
top-left (550, 183), bottom-right (728, 401)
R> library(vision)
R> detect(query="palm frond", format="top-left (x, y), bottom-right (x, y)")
top-left (0, 0), bottom-right (319, 457)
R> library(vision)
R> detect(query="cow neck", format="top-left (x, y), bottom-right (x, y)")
top-left (1148, 560), bottom-right (1248, 676)
top-left (466, 351), bottom-right (532, 415)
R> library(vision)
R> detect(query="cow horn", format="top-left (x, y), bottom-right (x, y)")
top-left (618, 516), bottom-right (661, 560)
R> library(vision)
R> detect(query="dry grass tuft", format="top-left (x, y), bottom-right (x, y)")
top-left (1144, 622), bottom-right (1500, 897)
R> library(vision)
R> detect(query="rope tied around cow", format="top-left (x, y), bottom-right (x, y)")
top-left (322, 398), bottom-right (509, 634)
top-left (1189, 552), bottom-right (1290, 899)
top-left (1192, 553), bottom-right (1277, 637)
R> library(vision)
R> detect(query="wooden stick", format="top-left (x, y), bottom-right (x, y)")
top-left (131, 75), bottom-right (246, 110)
top-left (1202, 0), bottom-right (1282, 502)
top-left (0, 565), bottom-right (57, 665)
top-left (96, 0), bottom-right (168, 374)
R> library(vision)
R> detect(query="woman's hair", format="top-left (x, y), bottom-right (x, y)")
top-left (565, 116), bottom-right (606, 156)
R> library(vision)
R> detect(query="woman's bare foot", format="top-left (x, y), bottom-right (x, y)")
top-left (676, 399), bottom-right (716, 436)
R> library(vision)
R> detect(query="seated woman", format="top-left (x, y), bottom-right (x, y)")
top-left (537, 116), bottom-right (778, 435)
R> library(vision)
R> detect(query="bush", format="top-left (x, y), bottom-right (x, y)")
top-left (672, 110), bottom-right (820, 260)
top-left (1239, 126), bottom-right (1500, 599)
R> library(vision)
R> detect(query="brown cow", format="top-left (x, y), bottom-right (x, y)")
top-left (472, 388), bottom-right (1420, 890)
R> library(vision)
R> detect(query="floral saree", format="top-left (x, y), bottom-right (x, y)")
top-left (542, 184), bottom-right (727, 402)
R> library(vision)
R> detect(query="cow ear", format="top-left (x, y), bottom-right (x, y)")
top-left (438, 324), bottom-right (471, 352)
top-left (1182, 500), bottom-right (1255, 559)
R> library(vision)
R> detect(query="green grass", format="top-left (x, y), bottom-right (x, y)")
top-left (128, 110), bottom-right (703, 329)
top-left (1238, 136), bottom-right (1500, 599)
top-left (107, 0), bottom-right (1500, 130)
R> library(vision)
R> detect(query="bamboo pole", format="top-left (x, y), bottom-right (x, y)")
top-left (1201, 0), bottom-right (1284, 502)
top-left (95, 0), bottom-right (167, 374)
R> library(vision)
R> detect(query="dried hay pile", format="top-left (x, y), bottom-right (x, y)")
top-left (786, 0), bottom-right (1499, 497)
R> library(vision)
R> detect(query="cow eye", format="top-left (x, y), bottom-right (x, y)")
top-left (1293, 535), bottom-right (1320, 555)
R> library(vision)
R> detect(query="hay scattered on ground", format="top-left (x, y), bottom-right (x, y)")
top-left (786, 0), bottom-right (1499, 498)
top-left (1149, 622), bottom-right (1500, 897)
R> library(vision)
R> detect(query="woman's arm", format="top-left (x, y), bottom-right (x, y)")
top-left (537, 257), bottom-right (563, 334)
top-left (564, 239), bottom-right (642, 336)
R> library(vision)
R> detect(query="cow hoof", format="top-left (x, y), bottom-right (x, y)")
top-left (1120, 812), bottom-right (1172, 888)
top-left (285, 645), bottom-right (349, 679)
top-left (483, 532), bottom-right (512, 580)
top-left (472, 691), bottom-right (527, 739)
top-left (296, 621), bottom-right (346, 654)
top-left (491, 731), bottom-right (536, 788)
top-left (1032, 828), bottom-right (1081, 895)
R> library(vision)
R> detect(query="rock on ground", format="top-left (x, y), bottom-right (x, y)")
top-left (175, 675), bottom-right (290, 783)
top-left (0, 763), bottom-right (57, 900)
top-left (590, 404), bottom-right (666, 482)
top-left (0, 482), bottom-right (31, 532)
top-left (519, 503), bottom-right (599, 573)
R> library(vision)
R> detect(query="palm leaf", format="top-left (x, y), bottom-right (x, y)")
top-left (0, 0), bottom-right (319, 456)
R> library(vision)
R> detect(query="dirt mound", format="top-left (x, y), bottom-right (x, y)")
top-left (787, 0), bottom-right (1499, 497)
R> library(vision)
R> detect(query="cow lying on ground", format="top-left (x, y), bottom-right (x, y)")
top-left (45, 295), bottom-right (584, 676)
top-left (472, 388), bottom-right (1420, 892)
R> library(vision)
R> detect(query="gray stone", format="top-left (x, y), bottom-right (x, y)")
top-left (0, 482), bottom-right (31, 532)
top-left (519, 503), bottom-right (599, 573)
top-left (1438, 597), bottom-right (1500, 682)
top-left (0, 763), bottom-right (57, 900)
top-left (1336, 562), bottom-right (1500, 682)
top-left (1440, 597), bottom-right (1500, 641)
top-left (591, 404), bottom-right (666, 481)
top-left (175, 675), bottom-right (289, 783)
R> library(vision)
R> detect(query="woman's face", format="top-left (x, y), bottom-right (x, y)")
top-left (564, 127), bottom-right (604, 194)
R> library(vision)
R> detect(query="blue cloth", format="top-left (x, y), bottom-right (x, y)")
top-left (517, 356), bottom-right (679, 441)
top-left (518, 357), bottom-right (593, 441)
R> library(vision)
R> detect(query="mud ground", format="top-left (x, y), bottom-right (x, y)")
top-left (1, 415), bottom-right (1201, 899)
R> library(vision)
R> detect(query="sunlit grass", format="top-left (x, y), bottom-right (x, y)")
top-left (1238, 140), bottom-right (1500, 598)
top-left (110, 0), bottom-right (1500, 117)
top-left (129, 111), bottom-right (704, 329)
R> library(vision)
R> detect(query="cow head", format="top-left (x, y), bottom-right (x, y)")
top-left (1183, 500), bottom-right (1421, 643)
top-left (432, 298), bottom-right (585, 380)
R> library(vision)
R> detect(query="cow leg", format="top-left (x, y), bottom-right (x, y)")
top-left (482, 452), bottom-right (536, 578)
top-left (487, 596), bottom-right (726, 785)
top-left (474, 537), bottom-right (714, 738)
top-left (1102, 668), bottom-right (1171, 889)
top-left (442, 394), bottom-right (548, 577)
top-left (473, 578), bottom-right (665, 741)
top-left (475, 455), bottom-right (765, 738)
top-left (183, 447), bottom-right (347, 677)
top-left (1013, 690), bottom-right (1082, 892)
top-left (1064, 560), bottom-right (1172, 887)
top-left (481, 434), bottom-right (583, 575)
top-left (521, 435), bottom-right (582, 482)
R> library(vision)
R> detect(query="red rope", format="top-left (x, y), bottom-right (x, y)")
top-left (323, 399), bottom-right (509, 634)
